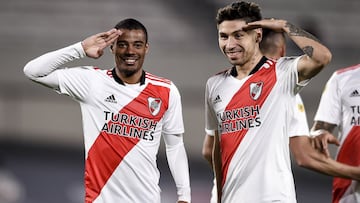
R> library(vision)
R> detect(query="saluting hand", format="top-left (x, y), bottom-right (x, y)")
top-left (244, 18), bottom-right (287, 33)
top-left (81, 28), bottom-right (122, 59)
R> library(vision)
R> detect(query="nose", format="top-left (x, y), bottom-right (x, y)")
top-left (226, 37), bottom-right (236, 49)
top-left (125, 45), bottom-right (136, 54)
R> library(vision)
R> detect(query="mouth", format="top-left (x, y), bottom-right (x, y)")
top-left (122, 57), bottom-right (138, 65)
top-left (225, 50), bottom-right (242, 59)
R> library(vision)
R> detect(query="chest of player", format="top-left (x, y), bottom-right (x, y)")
top-left (210, 68), bottom-right (277, 124)
top-left (343, 88), bottom-right (360, 126)
top-left (90, 81), bottom-right (170, 122)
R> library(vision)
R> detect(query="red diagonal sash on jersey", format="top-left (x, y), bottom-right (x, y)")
top-left (221, 62), bottom-right (277, 187)
top-left (85, 83), bottom-right (169, 203)
top-left (332, 126), bottom-right (360, 203)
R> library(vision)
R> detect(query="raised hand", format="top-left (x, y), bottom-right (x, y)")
top-left (81, 28), bottom-right (122, 59)
top-left (244, 18), bottom-right (287, 32)
top-left (311, 130), bottom-right (340, 158)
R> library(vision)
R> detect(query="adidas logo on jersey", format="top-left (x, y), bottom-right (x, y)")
top-left (105, 94), bottom-right (117, 103)
top-left (213, 95), bottom-right (222, 104)
top-left (350, 89), bottom-right (360, 97)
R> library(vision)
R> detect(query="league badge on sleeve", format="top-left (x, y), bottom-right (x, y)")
top-left (148, 97), bottom-right (162, 116)
top-left (249, 82), bottom-right (263, 101)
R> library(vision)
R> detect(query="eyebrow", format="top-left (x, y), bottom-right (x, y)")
top-left (219, 29), bottom-right (245, 35)
top-left (117, 40), bottom-right (145, 44)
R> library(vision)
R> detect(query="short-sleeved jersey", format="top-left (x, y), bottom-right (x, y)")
top-left (208, 93), bottom-right (309, 203)
top-left (289, 94), bottom-right (310, 137)
top-left (54, 66), bottom-right (184, 203)
top-left (205, 56), bottom-right (303, 203)
top-left (314, 64), bottom-right (360, 203)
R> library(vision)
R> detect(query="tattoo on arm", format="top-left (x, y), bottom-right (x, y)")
top-left (286, 22), bottom-right (320, 42)
top-left (313, 121), bottom-right (337, 133)
top-left (302, 46), bottom-right (314, 57)
top-left (285, 22), bottom-right (320, 57)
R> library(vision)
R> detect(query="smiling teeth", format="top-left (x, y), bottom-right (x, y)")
top-left (125, 59), bottom-right (136, 63)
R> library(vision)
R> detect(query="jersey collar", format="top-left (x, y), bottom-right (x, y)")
top-left (230, 56), bottom-right (268, 77)
top-left (111, 68), bottom-right (146, 86)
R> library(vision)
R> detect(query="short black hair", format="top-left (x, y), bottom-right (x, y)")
top-left (216, 1), bottom-right (262, 25)
top-left (114, 18), bottom-right (148, 43)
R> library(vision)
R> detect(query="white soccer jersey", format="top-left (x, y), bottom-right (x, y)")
top-left (24, 43), bottom-right (186, 203)
top-left (208, 93), bottom-right (309, 203)
top-left (289, 94), bottom-right (310, 137)
top-left (314, 64), bottom-right (360, 203)
top-left (205, 56), bottom-right (303, 203)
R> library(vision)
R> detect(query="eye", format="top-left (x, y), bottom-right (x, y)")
top-left (219, 34), bottom-right (228, 40)
top-left (117, 42), bottom-right (127, 48)
top-left (134, 43), bottom-right (144, 49)
top-left (234, 32), bottom-right (244, 39)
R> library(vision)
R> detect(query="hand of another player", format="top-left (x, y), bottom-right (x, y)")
top-left (244, 18), bottom-right (287, 32)
top-left (81, 28), bottom-right (122, 59)
top-left (311, 131), bottom-right (340, 158)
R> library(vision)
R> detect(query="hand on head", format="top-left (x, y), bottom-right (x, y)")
top-left (244, 18), bottom-right (287, 33)
top-left (82, 28), bottom-right (122, 59)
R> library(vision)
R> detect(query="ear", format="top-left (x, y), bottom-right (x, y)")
top-left (255, 28), bottom-right (262, 43)
top-left (110, 44), bottom-right (114, 54)
top-left (145, 43), bottom-right (149, 54)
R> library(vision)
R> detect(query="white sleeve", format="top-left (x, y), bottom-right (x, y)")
top-left (314, 72), bottom-right (341, 125)
top-left (289, 94), bottom-right (310, 137)
top-left (23, 42), bottom-right (86, 91)
top-left (163, 133), bottom-right (191, 202)
top-left (205, 79), bottom-right (217, 136)
top-left (277, 56), bottom-right (309, 95)
top-left (162, 83), bottom-right (185, 135)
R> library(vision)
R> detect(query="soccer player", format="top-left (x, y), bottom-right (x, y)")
top-left (202, 28), bottom-right (306, 203)
top-left (203, 28), bottom-right (360, 203)
top-left (205, 1), bottom-right (334, 202)
top-left (24, 18), bottom-right (191, 203)
top-left (311, 63), bottom-right (360, 203)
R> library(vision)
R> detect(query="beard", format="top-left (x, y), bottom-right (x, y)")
top-left (120, 68), bottom-right (139, 77)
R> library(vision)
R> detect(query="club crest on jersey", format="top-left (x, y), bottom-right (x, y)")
top-left (148, 97), bottom-right (162, 116)
top-left (249, 81), bottom-right (263, 100)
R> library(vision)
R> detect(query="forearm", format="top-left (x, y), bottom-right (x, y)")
top-left (23, 42), bottom-right (86, 88)
top-left (302, 151), bottom-right (360, 180)
top-left (281, 21), bottom-right (332, 80)
top-left (165, 135), bottom-right (191, 202)
top-left (202, 134), bottom-right (214, 168)
top-left (283, 21), bottom-right (331, 65)
top-left (213, 130), bottom-right (222, 203)
top-left (311, 121), bottom-right (337, 133)
top-left (291, 136), bottom-right (360, 180)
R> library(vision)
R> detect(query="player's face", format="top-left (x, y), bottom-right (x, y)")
top-left (218, 20), bottom-right (258, 66)
top-left (112, 29), bottom-right (149, 77)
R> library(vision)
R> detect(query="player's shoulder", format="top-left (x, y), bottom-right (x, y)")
top-left (205, 68), bottom-right (231, 87)
top-left (81, 66), bottom-right (113, 78)
top-left (145, 71), bottom-right (172, 86)
top-left (335, 63), bottom-right (360, 76)
top-left (276, 56), bottom-right (300, 66)
top-left (208, 67), bottom-right (232, 80)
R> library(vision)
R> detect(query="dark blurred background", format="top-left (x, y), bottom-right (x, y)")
top-left (0, 0), bottom-right (359, 202)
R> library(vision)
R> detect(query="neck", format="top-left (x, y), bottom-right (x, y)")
top-left (115, 68), bottom-right (143, 84)
top-left (235, 53), bottom-right (264, 79)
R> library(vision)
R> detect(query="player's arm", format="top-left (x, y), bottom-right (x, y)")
top-left (213, 130), bottom-right (222, 203)
top-left (163, 133), bottom-right (191, 203)
top-left (202, 134), bottom-right (214, 167)
top-left (310, 121), bottom-right (339, 157)
top-left (290, 135), bottom-right (360, 180)
top-left (23, 29), bottom-right (121, 89)
top-left (245, 19), bottom-right (332, 82)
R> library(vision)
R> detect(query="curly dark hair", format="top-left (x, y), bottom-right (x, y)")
top-left (216, 1), bottom-right (262, 25)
